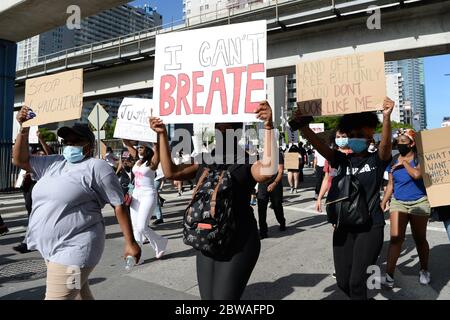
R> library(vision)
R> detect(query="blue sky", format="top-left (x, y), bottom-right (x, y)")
top-left (130, 1), bottom-right (449, 129)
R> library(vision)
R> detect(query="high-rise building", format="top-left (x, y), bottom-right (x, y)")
top-left (385, 73), bottom-right (404, 123)
top-left (385, 58), bottom-right (427, 130)
top-left (183, 0), bottom-right (269, 24)
top-left (16, 4), bottom-right (162, 70)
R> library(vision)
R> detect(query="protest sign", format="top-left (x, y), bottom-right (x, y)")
top-left (284, 153), bottom-right (299, 170)
top-left (296, 51), bottom-right (386, 116)
top-left (23, 69), bottom-right (83, 127)
top-left (416, 126), bottom-right (450, 207)
top-left (113, 98), bottom-right (157, 143)
top-left (154, 20), bottom-right (267, 124)
top-left (309, 123), bottom-right (325, 134)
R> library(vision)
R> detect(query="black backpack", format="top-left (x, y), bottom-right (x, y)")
top-left (183, 164), bottom-right (237, 257)
top-left (326, 157), bottom-right (375, 228)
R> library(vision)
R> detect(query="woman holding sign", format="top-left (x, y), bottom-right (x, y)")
top-left (380, 129), bottom-right (431, 288)
top-left (122, 139), bottom-right (168, 260)
top-left (12, 106), bottom-right (141, 300)
top-left (290, 97), bottom-right (394, 300)
top-left (149, 101), bottom-right (278, 300)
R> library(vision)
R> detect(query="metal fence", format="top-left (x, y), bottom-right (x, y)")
top-left (0, 142), bottom-right (20, 192)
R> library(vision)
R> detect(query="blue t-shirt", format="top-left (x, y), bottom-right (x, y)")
top-left (387, 159), bottom-right (427, 201)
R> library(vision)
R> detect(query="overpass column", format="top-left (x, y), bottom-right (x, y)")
top-left (0, 39), bottom-right (17, 190)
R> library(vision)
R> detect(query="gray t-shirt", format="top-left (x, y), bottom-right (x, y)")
top-left (26, 155), bottom-right (124, 267)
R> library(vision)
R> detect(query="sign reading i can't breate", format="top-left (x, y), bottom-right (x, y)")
top-left (22, 69), bottom-right (83, 127)
top-left (113, 98), bottom-right (157, 143)
top-left (296, 51), bottom-right (386, 116)
top-left (416, 126), bottom-right (450, 207)
top-left (153, 20), bottom-right (267, 124)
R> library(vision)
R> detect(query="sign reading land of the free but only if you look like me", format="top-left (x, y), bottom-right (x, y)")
top-left (113, 98), bottom-right (157, 143)
top-left (22, 69), bottom-right (83, 127)
top-left (416, 126), bottom-right (450, 207)
top-left (154, 20), bottom-right (267, 124)
top-left (296, 51), bottom-right (386, 116)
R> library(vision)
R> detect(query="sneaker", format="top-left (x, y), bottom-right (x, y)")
top-left (331, 272), bottom-right (336, 279)
top-left (419, 270), bottom-right (431, 285)
top-left (279, 224), bottom-right (286, 232)
top-left (155, 238), bottom-right (168, 259)
top-left (152, 218), bottom-right (164, 226)
top-left (13, 243), bottom-right (33, 254)
top-left (295, 188), bottom-right (299, 194)
top-left (0, 225), bottom-right (8, 236)
top-left (381, 273), bottom-right (395, 289)
top-left (290, 188), bottom-right (294, 194)
top-left (159, 197), bottom-right (166, 207)
top-left (151, 215), bottom-right (157, 220)
top-left (177, 192), bottom-right (182, 197)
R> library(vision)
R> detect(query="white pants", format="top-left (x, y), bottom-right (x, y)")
top-left (130, 188), bottom-right (167, 255)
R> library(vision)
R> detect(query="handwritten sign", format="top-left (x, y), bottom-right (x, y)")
top-left (309, 123), bottom-right (325, 134)
top-left (113, 98), bottom-right (157, 143)
top-left (154, 20), bottom-right (267, 124)
top-left (416, 126), bottom-right (450, 207)
top-left (296, 51), bottom-right (386, 116)
top-left (284, 153), bottom-right (299, 170)
top-left (23, 69), bottom-right (83, 127)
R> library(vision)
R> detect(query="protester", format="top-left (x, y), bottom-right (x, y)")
top-left (257, 151), bottom-right (286, 239)
top-left (104, 146), bottom-right (118, 170)
top-left (286, 143), bottom-right (302, 193)
top-left (291, 97), bottom-right (394, 300)
top-left (381, 128), bottom-right (431, 287)
top-left (116, 155), bottom-right (135, 196)
top-left (122, 139), bottom-right (168, 260)
top-left (12, 106), bottom-right (140, 300)
top-left (0, 215), bottom-right (7, 236)
top-left (315, 130), bottom-right (352, 213)
top-left (313, 149), bottom-right (327, 200)
top-left (298, 142), bottom-right (307, 182)
top-left (149, 100), bottom-right (277, 300)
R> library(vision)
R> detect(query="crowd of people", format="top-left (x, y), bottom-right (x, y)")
top-left (2, 96), bottom-right (449, 301)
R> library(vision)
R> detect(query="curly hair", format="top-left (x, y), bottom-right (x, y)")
top-left (337, 112), bottom-right (380, 134)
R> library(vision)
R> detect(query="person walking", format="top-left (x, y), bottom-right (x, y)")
top-left (313, 149), bottom-right (327, 200)
top-left (290, 97), bottom-right (395, 300)
top-left (12, 106), bottom-right (141, 300)
top-left (122, 139), bottom-right (168, 260)
top-left (152, 163), bottom-right (165, 225)
top-left (257, 151), bottom-right (286, 239)
top-left (150, 100), bottom-right (278, 300)
top-left (381, 128), bottom-right (431, 287)
top-left (286, 143), bottom-right (302, 193)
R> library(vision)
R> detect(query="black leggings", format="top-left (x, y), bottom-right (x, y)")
top-left (196, 224), bottom-right (261, 300)
top-left (333, 224), bottom-right (384, 300)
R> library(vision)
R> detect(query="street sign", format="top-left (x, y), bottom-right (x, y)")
top-left (93, 130), bottom-right (106, 140)
top-left (88, 103), bottom-right (109, 158)
top-left (88, 103), bottom-right (109, 130)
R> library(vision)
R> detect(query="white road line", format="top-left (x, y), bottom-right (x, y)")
top-left (283, 206), bottom-right (447, 233)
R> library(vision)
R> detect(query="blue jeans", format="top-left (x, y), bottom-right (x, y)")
top-left (154, 180), bottom-right (163, 220)
top-left (444, 219), bottom-right (450, 241)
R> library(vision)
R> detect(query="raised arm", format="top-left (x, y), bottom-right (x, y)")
top-left (378, 97), bottom-right (395, 162)
top-left (12, 106), bottom-right (32, 172)
top-left (251, 101), bottom-right (278, 183)
top-left (149, 138), bottom-right (160, 171)
top-left (122, 139), bottom-right (138, 159)
top-left (37, 130), bottom-right (54, 155)
top-left (149, 117), bottom-right (198, 181)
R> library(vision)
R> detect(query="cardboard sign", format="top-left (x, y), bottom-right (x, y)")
top-left (23, 69), bottom-right (83, 127)
top-left (154, 20), bottom-right (267, 124)
top-left (296, 51), bottom-right (386, 116)
top-left (284, 153), bottom-right (299, 170)
top-left (113, 98), bottom-right (157, 143)
top-left (309, 123), bottom-right (325, 134)
top-left (416, 126), bottom-right (450, 207)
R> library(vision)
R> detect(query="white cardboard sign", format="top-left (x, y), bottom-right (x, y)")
top-left (113, 98), bottom-right (157, 143)
top-left (154, 20), bottom-right (267, 124)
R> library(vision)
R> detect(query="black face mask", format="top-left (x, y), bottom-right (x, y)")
top-left (124, 166), bottom-right (131, 172)
top-left (397, 144), bottom-right (412, 156)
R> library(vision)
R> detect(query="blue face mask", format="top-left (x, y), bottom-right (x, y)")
top-left (63, 145), bottom-right (85, 163)
top-left (335, 137), bottom-right (349, 148)
top-left (347, 138), bottom-right (368, 153)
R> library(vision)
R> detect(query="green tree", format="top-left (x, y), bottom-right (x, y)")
top-left (312, 116), bottom-right (341, 131)
top-left (38, 128), bottom-right (56, 142)
top-left (104, 118), bottom-right (117, 139)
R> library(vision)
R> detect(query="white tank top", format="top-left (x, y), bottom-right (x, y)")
top-left (132, 161), bottom-right (155, 191)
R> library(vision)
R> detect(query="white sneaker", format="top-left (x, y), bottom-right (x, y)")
top-left (381, 273), bottom-right (395, 289)
top-left (155, 237), bottom-right (168, 259)
top-left (290, 188), bottom-right (294, 194)
top-left (419, 270), bottom-right (431, 285)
